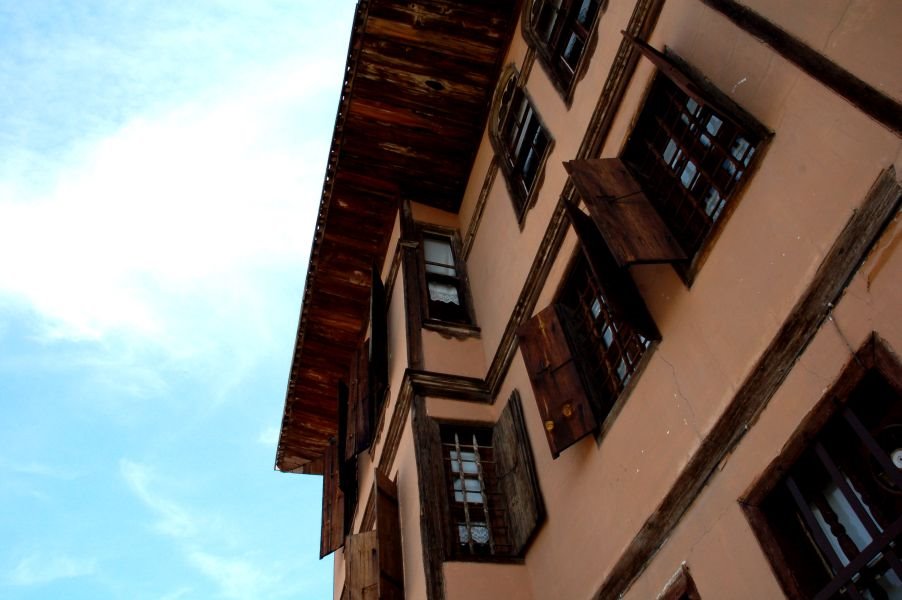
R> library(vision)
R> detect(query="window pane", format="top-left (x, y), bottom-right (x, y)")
top-left (424, 237), bottom-right (456, 276)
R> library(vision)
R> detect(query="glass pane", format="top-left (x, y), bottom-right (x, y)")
top-left (424, 237), bottom-right (456, 275)
top-left (562, 32), bottom-right (584, 70)
top-left (576, 0), bottom-right (597, 26)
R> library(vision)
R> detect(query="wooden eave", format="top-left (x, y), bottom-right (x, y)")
top-left (276, 0), bottom-right (521, 474)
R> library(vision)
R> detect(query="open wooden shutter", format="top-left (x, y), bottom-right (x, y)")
top-left (346, 343), bottom-right (371, 461)
top-left (492, 391), bottom-right (544, 555)
top-left (369, 265), bottom-right (389, 424)
top-left (563, 200), bottom-right (660, 342)
top-left (374, 470), bottom-right (404, 599)
top-left (518, 304), bottom-right (599, 457)
top-left (411, 397), bottom-right (451, 600)
top-left (337, 381), bottom-right (359, 537)
top-left (564, 158), bottom-right (686, 266)
top-left (623, 31), bottom-right (768, 138)
top-left (345, 530), bottom-right (379, 600)
top-left (320, 438), bottom-right (345, 558)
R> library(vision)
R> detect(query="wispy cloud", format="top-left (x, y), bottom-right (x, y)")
top-left (187, 551), bottom-right (277, 600)
top-left (120, 458), bottom-right (297, 599)
top-left (120, 459), bottom-right (198, 539)
top-left (0, 458), bottom-right (79, 480)
top-left (6, 553), bottom-right (96, 586)
top-left (256, 425), bottom-right (280, 447)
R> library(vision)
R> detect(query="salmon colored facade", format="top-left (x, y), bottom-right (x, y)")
top-left (276, 1), bottom-right (902, 598)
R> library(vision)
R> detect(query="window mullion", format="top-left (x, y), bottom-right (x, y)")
top-left (472, 433), bottom-right (495, 555)
top-left (453, 433), bottom-right (475, 555)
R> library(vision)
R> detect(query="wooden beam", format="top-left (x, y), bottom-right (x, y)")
top-left (700, 0), bottom-right (902, 137)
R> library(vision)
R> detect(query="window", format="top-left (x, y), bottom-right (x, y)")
top-left (620, 34), bottom-right (770, 275)
top-left (527, 0), bottom-right (602, 96)
top-left (557, 253), bottom-right (650, 409)
top-left (491, 68), bottom-right (552, 223)
top-left (419, 228), bottom-right (475, 327)
top-left (745, 336), bottom-right (902, 599)
top-left (412, 393), bottom-right (544, 565)
top-left (442, 426), bottom-right (511, 557)
top-left (518, 202), bottom-right (658, 458)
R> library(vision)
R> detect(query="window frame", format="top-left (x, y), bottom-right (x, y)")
top-left (412, 393), bottom-right (545, 569)
top-left (440, 424), bottom-right (512, 559)
top-left (489, 66), bottom-right (554, 226)
top-left (620, 38), bottom-right (771, 284)
top-left (556, 252), bottom-right (652, 419)
top-left (742, 334), bottom-right (902, 599)
top-left (416, 224), bottom-right (478, 334)
top-left (524, 0), bottom-right (604, 103)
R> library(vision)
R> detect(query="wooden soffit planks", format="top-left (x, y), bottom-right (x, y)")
top-left (277, 0), bottom-right (521, 474)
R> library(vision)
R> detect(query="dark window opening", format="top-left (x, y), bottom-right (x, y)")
top-left (493, 71), bottom-right (552, 222)
top-left (558, 253), bottom-right (650, 416)
top-left (621, 70), bottom-right (763, 262)
top-left (757, 358), bottom-right (902, 599)
top-left (530, 0), bottom-right (601, 94)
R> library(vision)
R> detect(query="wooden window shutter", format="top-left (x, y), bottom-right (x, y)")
top-left (320, 438), bottom-right (345, 558)
top-left (346, 343), bottom-right (372, 461)
top-left (344, 530), bottom-right (379, 600)
top-left (563, 200), bottom-right (661, 342)
top-left (369, 265), bottom-right (389, 423)
top-left (518, 304), bottom-right (599, 457)
top-left (623, 32), bottom-right (768, 138)
top-left (374, 470), bottom-right (404, 599)
top-left (564, 158), bottom-right (686, 266)
top-left (411, 397), bottom-right (451, 599)
top-left (337, 381), bottom-right (360, 537)
top-left (492, 391), bottom-right (544, 555)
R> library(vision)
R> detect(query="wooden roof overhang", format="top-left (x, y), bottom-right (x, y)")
top-left (276, 0), bottom-right (521, 474)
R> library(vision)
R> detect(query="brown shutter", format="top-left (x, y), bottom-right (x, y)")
top-left (623, 31), bottom-right (768, 137)
top-left (411, 397), bottom-right (450, 600)
top-left (346, 344), bottom-right (372, 461)
top-left (320, 438), bottom-right (345, 558)
top-left (369, 265), bottom-right (389, 423)
top-left (345, 530), bottom-right (379, 600)
top-left (564, 200), bottom-right (661, 342)
top-left (518, 304), bottom-right (599, 457)
top-left (374, 470), bottom-right (404, 599)
top-left (564, 158), bottom-right (686, 266)
top-left (492, 391), bottom-right (544, 555)
top-left (338, 381), bottom-right (359, 537)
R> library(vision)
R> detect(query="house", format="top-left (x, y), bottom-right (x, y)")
top-left (275, 0), bottom-right (902, 598)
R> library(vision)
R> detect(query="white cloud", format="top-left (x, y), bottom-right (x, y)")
top-left (120, 459), bottom-right (198, 539)
top-left (0, 53), bottom-right (341, 355)
top-left (187, 551), bottom-right (277, 600)
top-left (6, 553), bottom-right (96, 586)
top-left (256, 425), bottom-right (280, 447)
top-left (119, 459), bottom-right (298, 599)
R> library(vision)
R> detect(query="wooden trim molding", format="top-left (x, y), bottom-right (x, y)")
top-left (594, 166), bottom-right (902, 599)
top-left (463, 158), bottom-right (499, 260)
top-left (657, 564), bottom-right (701, 600)
top-left (699, 0), bottom-right (902, 137)
top-left (384, 240), bottom-right (402, 306)
top-left (377, 369), bottom-right (492, 479)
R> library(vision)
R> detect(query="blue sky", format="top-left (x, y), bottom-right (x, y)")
top-left (0, 2), bottom-right (356, 598)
